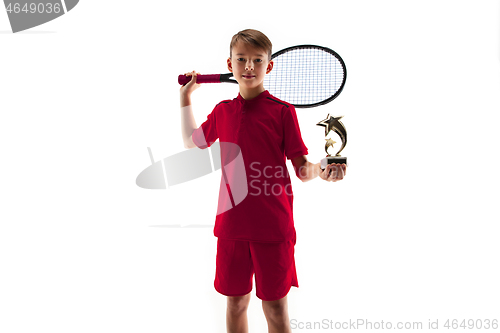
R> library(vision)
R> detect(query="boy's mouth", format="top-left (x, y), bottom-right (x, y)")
top-left (242, 74), bottom-right (255, 79)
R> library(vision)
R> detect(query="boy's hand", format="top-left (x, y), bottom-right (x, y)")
top-left (319, 163), bottom-right (346, 182)
top-left (180, 70), bottom-right (201, 96)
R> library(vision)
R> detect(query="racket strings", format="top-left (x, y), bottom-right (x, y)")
top-left (264, 47), bottom-right (345, 106)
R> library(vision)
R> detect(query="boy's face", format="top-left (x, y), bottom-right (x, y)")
top-left (227, 42), bottom-right (273, 92)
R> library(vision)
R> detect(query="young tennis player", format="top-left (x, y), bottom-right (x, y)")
top-left (180, 29), bottom-right (346, 333)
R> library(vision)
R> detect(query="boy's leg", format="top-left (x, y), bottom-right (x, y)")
top-left (249, 239), bottom-right (297, 333)
top-left (226, 292), bottom-right (251, 333)
top-left (262, 295), bottom-right (291, 333)
top-left (214, 238), bottom-right (254, 333)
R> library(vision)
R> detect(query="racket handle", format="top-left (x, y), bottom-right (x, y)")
top-left (178, 74), bottom-right (221, 85)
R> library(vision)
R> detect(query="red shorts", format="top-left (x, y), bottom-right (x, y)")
top-left (214, 237), bottom-right (298, 301)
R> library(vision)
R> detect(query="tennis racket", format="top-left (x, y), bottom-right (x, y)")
top-left (178, 45), bottom-right (347, 108)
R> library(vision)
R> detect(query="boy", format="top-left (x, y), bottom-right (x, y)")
top-left (180, 29), bottom-right (346, 333)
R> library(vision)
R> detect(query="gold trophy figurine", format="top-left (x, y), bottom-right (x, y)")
top-left (316, 114), bottom-right (347, 169)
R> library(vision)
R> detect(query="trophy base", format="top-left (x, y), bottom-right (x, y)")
top-left (321, 156), bottom-right (347, 169)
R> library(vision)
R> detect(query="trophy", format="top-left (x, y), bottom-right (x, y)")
top-left (316, 114), bottom-right (347, 169)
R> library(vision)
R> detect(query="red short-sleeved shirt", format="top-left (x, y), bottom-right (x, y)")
top-left (192, 90), bottom-right (308, 242)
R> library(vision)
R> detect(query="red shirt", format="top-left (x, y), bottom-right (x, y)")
top-left (192, 90), bottom-right (308, 242)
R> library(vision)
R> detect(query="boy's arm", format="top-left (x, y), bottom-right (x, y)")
top-left (180, 71), bottom-right (200, 149)
top-left (291, 155), bottom-right (346, 182)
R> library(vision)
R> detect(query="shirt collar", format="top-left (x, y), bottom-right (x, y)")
top-left (236, 90), bottom-right (270, 103)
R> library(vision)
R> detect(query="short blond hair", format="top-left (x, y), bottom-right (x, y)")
top-left (229, 29), bottom-right (272, 60)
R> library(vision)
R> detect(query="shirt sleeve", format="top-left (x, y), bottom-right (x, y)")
top-left (192, 104), bottom-right (219, 149)
top-left (282, 104), bottom-right (308, 160)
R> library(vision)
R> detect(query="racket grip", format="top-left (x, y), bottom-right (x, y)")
top-left (178, 74), bottom-right (221, 85)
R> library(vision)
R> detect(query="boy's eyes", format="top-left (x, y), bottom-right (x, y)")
top-left (237, 58), bottom-right (263, 62)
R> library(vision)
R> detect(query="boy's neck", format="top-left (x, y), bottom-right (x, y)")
top-left (239, 86), bottom-right (266, 101)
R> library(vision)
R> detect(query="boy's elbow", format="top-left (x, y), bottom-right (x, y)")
top-left (297, 173), bottom-right (310, 182)
top-left (183, 134), bottom-right (197, 149)
top-left (184, 141), bottom-right (197, 149)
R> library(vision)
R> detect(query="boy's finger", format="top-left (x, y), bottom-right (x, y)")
top-left (338, 166), bottom-right (344, 180)
top-left (335, 165), bottom-right (342, 180)
top-left (183, 71), bottom-right (197, 86)
top-left (327, 165), bottom-right (336, 180)
top-left (322, 166), bottom-right (330, 180)
top-left (184, 71), bottom-right (197, 77)
top-left (189, 71), bottom-right (199, 83)
top-left (332, 164), bottom-right (343, 181)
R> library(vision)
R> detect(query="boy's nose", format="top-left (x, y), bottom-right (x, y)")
top-left (245, 61), bottom-right (254, 71)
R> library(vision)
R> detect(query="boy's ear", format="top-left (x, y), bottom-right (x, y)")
top-left (227, 58), bottom-right (233, 72)
top-left (266, 60), bottom-right (274, 74)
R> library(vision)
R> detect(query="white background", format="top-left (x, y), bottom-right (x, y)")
top-left (1, 1), bottom-right (499, 332)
